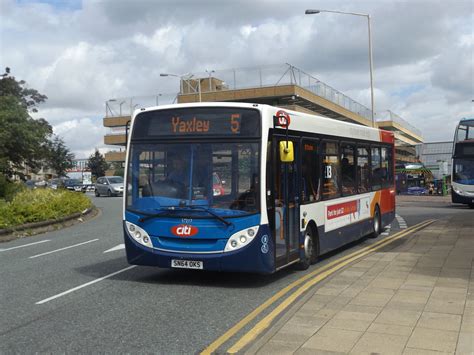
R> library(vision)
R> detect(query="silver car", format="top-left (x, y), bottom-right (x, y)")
top-left (95, 176), bottom-right (124, 197)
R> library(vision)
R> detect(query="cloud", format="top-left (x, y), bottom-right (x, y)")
top-left (1, 0), bottom-right (473, 159)
top-left (53, 117), bottom-right (107, 159)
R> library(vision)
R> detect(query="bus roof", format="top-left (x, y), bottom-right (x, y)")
top-left (132, 102), bottom-right (392, 144)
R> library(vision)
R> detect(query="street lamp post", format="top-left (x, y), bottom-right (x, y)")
top-left (119, 100), bottom-right (126, 116)
top-left (206, 69), bottom-right (215, 92)
top-left (305, 9), bottom-right (375, 127)
top-left (156, 93), bottom-right (162, 106)
top-left (160, 73), bottom-right (201, 102)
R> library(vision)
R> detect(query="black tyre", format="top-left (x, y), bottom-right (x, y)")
top-left (107, 189), bottom-right (113, 197)
top-left (95, 189), bottom-right (100, 197)
top-left (469, 203), bottom-right (474, 209)
top-left (370, 205), bottom-right (381, 238)
top-left (295, 226), bottom-right (318, 270)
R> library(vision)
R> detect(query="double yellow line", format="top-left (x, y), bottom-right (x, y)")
top-left (201, 219), bottom-right (434, 355)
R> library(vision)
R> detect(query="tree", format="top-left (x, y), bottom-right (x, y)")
top-left (87, 149), bottom-right (109, 179)
top-left (47, 136), bottom-right (75, 177)
top-left (0, 67), bottom-right (48, 113)
top-left (0, 96), bottom-right (52, 178)
top-left (0, 68), bottom-right (52, 179)
top-left (111, 161), bottom-right (124, 177)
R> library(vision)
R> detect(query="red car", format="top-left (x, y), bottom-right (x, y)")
top-left (212, 173), bottom-right (225, 196)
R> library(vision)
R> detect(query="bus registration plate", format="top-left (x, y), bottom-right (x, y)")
top-left (171, 259), bottom-right (203, 269)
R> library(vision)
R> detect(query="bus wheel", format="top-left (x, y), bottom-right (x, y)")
top-left (296, 226), bottom-right (318, 270)
top-left (370, 206), bottom-right (381, 238)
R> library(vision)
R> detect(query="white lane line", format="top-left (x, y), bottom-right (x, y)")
top-left (29, 239), bottom-right (99, 259)
top-left (103, 243), bottom-right (125, 253)
top-left (0, 239), bottom-right (51, 252)
top-left (36, 265), bottom-right (137, 305)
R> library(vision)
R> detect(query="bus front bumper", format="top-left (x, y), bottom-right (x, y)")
top-left (123, 224), bottom-right (275, 274)
top-left (451, 189), bottom-right (474, 204)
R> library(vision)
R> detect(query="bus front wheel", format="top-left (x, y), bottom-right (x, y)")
top-left (295, 226), bottom-right (318, 270)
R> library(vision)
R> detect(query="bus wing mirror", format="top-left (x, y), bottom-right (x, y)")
top-left (279, 141), bottom-right (294, 163)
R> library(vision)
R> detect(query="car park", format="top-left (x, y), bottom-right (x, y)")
top-left (95, 176), bottom-right (124, 197)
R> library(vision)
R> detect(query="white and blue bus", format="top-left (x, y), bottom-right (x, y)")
top-left (452, 117), bottom-right (474, 208)
top-left (123, 103), bottom-right (395, 273)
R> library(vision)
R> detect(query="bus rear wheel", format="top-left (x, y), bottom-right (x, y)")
top-left (295, 226), bottom-right (318, 270)
top-left (370, 206), bottom-right (381, 238)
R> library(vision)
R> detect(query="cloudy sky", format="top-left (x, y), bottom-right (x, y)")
top-left (1, 0), bottom-right (473, 158)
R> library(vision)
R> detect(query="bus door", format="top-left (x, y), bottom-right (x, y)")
top-left (273, 136), bottom-right (300, 268)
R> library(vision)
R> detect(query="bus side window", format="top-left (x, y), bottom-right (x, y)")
top-left (381, 146), bottom-right (394, 187)
top-left (322, 141), bottom-right (340, 199)
top-left (371, 146), bottom-right (382, 191)
top-left (341, 143), bottom-right (356, 196)
top-left (301, 140), bottom-right (320, 203)
top-left (357, 147), bottom-right (370, 193)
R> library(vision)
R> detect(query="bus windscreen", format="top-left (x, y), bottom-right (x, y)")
top-left (132, 107), bottom-right (261, 138)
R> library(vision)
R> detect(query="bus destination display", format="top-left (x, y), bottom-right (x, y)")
top-left (133, 107), bottom-right (260, 138)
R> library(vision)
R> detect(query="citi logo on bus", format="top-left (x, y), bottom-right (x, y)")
top-left (171, 225), bottom-right (199, 237)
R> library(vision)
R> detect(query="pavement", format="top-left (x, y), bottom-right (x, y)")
top-left (247, 213), bottom-right (474, 354)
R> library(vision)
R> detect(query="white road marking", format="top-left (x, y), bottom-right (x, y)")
top-left (381, 224), bottom-right (391, 236)
top-left (29, 239), bottom-right (99, 259)
top-left (36, 265), bottom-right (137, 305)
top-left (395, 214), bottom-right (407, 229)
top-left (0, 239), bottom-right (50, 252)
top-left (103, 243), bottom-right (125, 253)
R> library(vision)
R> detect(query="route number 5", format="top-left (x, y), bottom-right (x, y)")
top-left (231, 114), bottom-right (241, 134)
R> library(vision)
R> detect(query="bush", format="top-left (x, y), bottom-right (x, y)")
top-left (0, 174), bottom-right (25, 201)
top-left (0, 189), bottom-right (92, 229)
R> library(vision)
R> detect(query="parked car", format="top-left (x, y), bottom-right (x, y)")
top-left (95, 176), bottom-right (124, 197)
top-left (63, 178), bottom-right (87, 193)
top-left (406, 186), bottom-right (428, 195)
top-left (25, 180), bottom-right (37, 189)
top-left (34, 180), bottom-right (47, 188)
top-left (48, 178), bottom-right (66, 190)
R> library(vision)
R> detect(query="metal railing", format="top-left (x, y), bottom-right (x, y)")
top-left (375, 110), bottom-right (422, 137)
top-left (104, 64), bottom-right (373, 120)
top-left (187, 63), bottom-right (373, 121)
top-left (103, 64), bottom-right (421, 140)
top-left (105, 93), bottom-right (178, 118)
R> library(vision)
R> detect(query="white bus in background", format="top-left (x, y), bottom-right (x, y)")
top-left (452, 117), bottom-right (474, 208)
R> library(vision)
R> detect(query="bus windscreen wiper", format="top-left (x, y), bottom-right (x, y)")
top-left (126, 207), bottom-right (177, 222)
top-left (179, 205), bottom-right (234, 227)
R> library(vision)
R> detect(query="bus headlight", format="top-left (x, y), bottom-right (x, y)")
top-left (125, 221), bottom-right (153, 248)
top-left (224, 226), bottom-right (259, 252)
